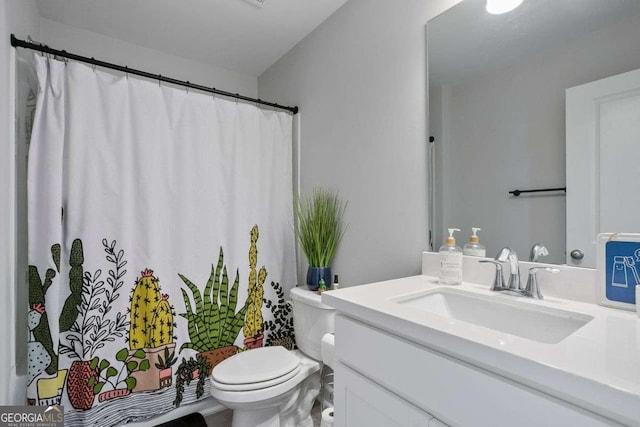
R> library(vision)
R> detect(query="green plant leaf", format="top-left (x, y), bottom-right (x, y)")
top-left (178, 273), bottom-right (203, 314)
top-left (125, 376), bottom-right (137, 391)
top-left (229, 270), bottom-right (239, 314)
top-left (87, 376), bottom-right (96, 388)
top-left (93, 382), bottom-right (105, 395)
top-left (294, 188), bottom-right (347, 267)
top-left (106, 367), bottom-right (118, 378)
top-left (139, 359), bottom-right (150, 371)
top-left (133, 349), bottom-right (145, 359)
top-left (203, 264), bottom-right (215, 323)
top-left (116, 348), bottom-right (128, 362)
top-left (179, 342), bottom-right (200, 353)
top-left (99, 359), bottom-right (110, 371)
top-left (127, 361), bottom-right (138, 371)
top-left (90, 357), bottom-right (99, 370)
top-left (218, 266), bottom-right (229, 330)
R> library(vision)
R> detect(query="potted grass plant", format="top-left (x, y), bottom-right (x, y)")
top-left (294, 188), bottom-right (347, 290)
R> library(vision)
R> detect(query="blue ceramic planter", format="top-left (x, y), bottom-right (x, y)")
top-left (306, 267), bottom-right (332, 291)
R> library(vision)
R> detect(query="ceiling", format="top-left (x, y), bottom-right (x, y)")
top-left (428, 0), bottom-right (640, 87)
top-left (36, 0), bottom-right (349, 77)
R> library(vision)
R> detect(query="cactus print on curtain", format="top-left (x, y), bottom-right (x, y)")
top-left (27, 55), bottom-right (296, 426)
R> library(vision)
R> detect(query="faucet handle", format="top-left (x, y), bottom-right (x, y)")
top-left (524, 267), bottom-right (559, 299)
top-left (479, 260), bottom-right (506, 291)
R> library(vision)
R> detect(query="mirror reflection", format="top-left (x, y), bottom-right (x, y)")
top-left (428, 0), bottom-right (640, 267)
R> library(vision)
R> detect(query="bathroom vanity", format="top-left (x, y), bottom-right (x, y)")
top-left (322, 253), bottom-right (640, 427)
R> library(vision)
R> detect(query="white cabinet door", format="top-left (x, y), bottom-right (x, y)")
top-left (334, 362), bottom-right (434, 427)
top-left (566, 68), bottom-right (640, 267)
top-left (335, 315), bottom-right (622, 426)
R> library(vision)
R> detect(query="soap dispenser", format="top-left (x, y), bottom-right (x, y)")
top-left (439, 228), bottom-right (463, 285)
top-left (463, 227), bottom-right (486, 257)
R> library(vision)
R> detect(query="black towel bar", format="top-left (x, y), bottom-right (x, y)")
top-left (509, 187), bottom-right (566, 197)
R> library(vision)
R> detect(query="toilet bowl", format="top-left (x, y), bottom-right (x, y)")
top-left (210, 287), bottom-right (335, 427)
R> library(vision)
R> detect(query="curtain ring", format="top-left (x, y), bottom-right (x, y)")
top-left (158, 74), bottom-right (162, 87)
top-left (186, 81), bottom-right (190, 94)
top-left (125, 66), bottom-right (129, 80)
top-left (91, 58), bottom-right (96, 72)
top-left (235, 94), bottom-right (239, 105)
top-left (212, 88), bottom-right (216, 101)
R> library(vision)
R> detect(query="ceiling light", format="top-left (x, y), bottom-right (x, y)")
top-left (486, 0), bottom-right (524, 15)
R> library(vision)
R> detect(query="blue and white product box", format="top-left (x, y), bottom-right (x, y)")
top-left (597, 233), bottom-right (640, 311)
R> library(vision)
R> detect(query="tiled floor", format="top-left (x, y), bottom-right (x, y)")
top-left (205, 408), bottom-right (233, 426)
top-left (205, 401), bottom-right (323, 426)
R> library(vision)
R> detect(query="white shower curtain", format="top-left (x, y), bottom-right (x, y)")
top-left (27, 55), bottom-right (296, 426)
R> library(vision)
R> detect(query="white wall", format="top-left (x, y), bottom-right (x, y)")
top-left (39, 18), bottom-right (257, 97)
top-left (259, 0), bottom-right (461, 287)
top-left (435, 12), bottom-right (640, 264)
top-left (0, 0), bottom-right (40, 405)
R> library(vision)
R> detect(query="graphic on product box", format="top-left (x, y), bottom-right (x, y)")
top-left (605, 241), bottom-right (640, 304)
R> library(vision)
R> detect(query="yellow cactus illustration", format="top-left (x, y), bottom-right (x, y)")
top-left (129, 269), bottom-right (174, 349)
top-left (243, 226), bottom-right (266, 344)
top-left (149, 295), bottom-right (174, 348)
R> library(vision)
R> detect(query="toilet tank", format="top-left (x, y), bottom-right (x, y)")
top-left (290, 287), bottom-right (335, 361)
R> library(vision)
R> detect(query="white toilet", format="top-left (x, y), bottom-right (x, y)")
top-left (210, 286), bottom-right (335, 427)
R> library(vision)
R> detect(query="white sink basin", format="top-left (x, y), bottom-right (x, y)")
top-left (392, 288), bottom-right (593, 344)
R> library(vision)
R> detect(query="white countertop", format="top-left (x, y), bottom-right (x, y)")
top-left (322, 275), bottom-right (640, 426)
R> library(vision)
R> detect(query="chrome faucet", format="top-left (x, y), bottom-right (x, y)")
top-left (495, 247), bottom-right (521, 291)
top-left (481, 247), bottom-right (559, 299)
top-left (523, 267), bottom-right (559, 299)
top-left (478, 259), bottom-right (505, 292)
top-left (529, 243), bottom-right (549, 262)
top-left (479, 247), bottom-right (520, 292)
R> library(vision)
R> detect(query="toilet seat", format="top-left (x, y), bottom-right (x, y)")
top-left (212, 346), bottom-right (301, 392)
top-left (210, 350), bottom-right (320, 408)
top-left (212, 364), bottom-right (301, 391)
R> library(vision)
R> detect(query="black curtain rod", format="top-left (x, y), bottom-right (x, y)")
top-left (10, 34), bottom-right (299, 115)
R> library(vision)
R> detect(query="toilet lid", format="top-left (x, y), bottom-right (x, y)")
top-left (211, 364), bottom-right (301, 392)
top-left (212, 346), bottom-right (300, 385)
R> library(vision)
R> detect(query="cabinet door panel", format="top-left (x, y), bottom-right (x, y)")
top-left (334, 362), bottom-right (433, 427)
top-left (335, 315), bottom-right (620, 427)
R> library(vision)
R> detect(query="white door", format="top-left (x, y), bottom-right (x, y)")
top-left (566, 68), bottom-right (640, 267)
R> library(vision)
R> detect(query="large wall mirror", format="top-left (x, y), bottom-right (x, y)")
top-left (428, 0), bottom-right (640, 267)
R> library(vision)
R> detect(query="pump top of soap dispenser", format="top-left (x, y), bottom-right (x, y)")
top-left (469, 227), bottom-right (481, 243)
top-left (446, 228), bottom-right (460, 245)
top-left (464, 227), bottom-right (486, 257)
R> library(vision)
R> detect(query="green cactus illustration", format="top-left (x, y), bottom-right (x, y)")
top-left (27, 304), bottom-right (52, 382)
top-left (29, 239), bottom-right (84, 375)
top-left (129, 269), bottom-right (175, 349)
top-left (59, 239), bottom-right (84, 333)
top-left (179, 246), bottom-right (248, 352)
top-left (243, 225), bottom-right (266, 341)
top-left (28, 243), bottom-right (60, 375)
